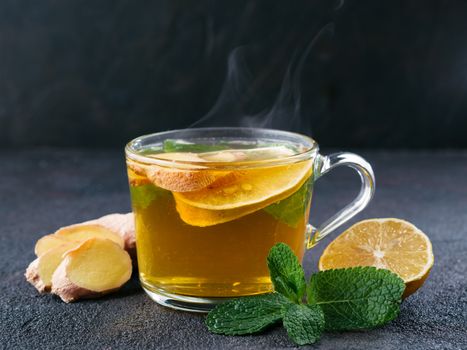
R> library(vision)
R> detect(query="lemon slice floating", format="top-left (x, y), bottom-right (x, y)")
top-left (173, 160), bottom-right (312, 226)
top-left (173, 160), bottom-right (313, 210)
top-left (319, 218), bottom-right (434, 298)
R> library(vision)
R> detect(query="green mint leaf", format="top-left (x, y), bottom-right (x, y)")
top-left (129, 184), bottom-right (168, 209)
top-left (307, 267), bottom-right (405, 331)
top-left (283, 304), bottom-right (325, 345)
top-left (163, 139), bottom-right (229, 153)
top-left (264, 179), bottom-right (313, 228)
top-left (267, 243), bottom-right (306, 303)
top-left (256, 142), bottom-right (298, 153)
top-left (206, 293), bottom-right (292, 335)
top-left (138, 146), bottom-right (163, 155)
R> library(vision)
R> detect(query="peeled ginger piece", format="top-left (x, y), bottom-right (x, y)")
top-left (26, 242), bottom-right (80, 292)
top-left (75, 213), bottom-right (136, 257)
top-left (34, 214), bottom-right (134, 257)
top-left (51, 238), bottom-right (132, 303)
top-left (35, 235), bottom-right (72, 257)
top-left (26, 213), bottom-right (135, 301)
top-left (55, 224), bottom-right (124, 249)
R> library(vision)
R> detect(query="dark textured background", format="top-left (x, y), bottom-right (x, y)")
top-left (1, 0), bottom-right (467, 148)
top-left (1, 150), bottom-right (466, 349)
top-left (1, 1), bottom-right (466, 349)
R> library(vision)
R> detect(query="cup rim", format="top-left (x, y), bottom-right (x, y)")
top-left (125, 127), bottom-right (318, 169)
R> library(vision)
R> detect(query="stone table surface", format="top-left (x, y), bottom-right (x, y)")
top-left (1, 149), bottom-right (466, 350)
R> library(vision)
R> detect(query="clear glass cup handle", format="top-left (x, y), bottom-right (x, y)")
top-left (306, 152), bottom-right (375, 249)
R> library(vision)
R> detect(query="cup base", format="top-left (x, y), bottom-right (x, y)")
top-left (142, 285), bottom-right (237, 313)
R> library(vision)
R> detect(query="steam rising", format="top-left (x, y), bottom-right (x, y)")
top-left (189, 24), bottom-right (335, 135)
top-left (334, 0), bottom-right (345, 10)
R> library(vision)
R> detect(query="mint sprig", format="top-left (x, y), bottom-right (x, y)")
top-left (206, 243), bottom-right (405, 346)
top-left (267, 243), bottom-right (306, 303)
top-left (308, 266), bottom-right (404, 331)
top-left (283, 304), bottom-right (324, 345)
top-left (206, 293), bottom-right (291, 335)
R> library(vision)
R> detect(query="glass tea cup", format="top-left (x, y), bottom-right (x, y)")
top-left (125, 127), bottom-right (375, 312)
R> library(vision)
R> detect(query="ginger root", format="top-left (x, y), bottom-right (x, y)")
top-left (52, 238), bottom-right (132, 303)
top-left (34, 213), bottom-right (135, 256)
top-left (55, 224), bottom-right (124, 249)
top-left (34, 235), bottom-right (71, 257)
top-left (26, 242), bottom-right (79, 292)
top-left (25, 212), bottom-right (136, 302)
top-left (75, 213), bottom-right (136, 258)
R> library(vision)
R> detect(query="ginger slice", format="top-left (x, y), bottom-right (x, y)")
top-left (130, 151), bottom-right (251, 192)
top-left (51, 238), bottom-right (132, 303)
top-left (144, 152), bottom-right (244, 193)
top-left (26, 242), bottom-right (79, 292)
top-left (55, 224), bottom-right (124, 249)
top-left (127, 159), bottom-right (151, 186)
top-left (35, 234), bottom-right (72, 257)
top-left (126, 158), bottom-right (149, 177)
top-left (146, 167), bottom-right (232, 192)
top-left (197, 146), bottom-right (294, 162)
top-left (144, 152), bottom-right (218, 192)
top-left (72, 213), bottom-right (135, 256)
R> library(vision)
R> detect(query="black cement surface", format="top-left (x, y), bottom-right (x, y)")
top-left (1, 149), bottom-right (466, 349)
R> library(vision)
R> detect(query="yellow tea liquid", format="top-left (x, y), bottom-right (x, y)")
top-left (127, 140), bottom-right (313, 297)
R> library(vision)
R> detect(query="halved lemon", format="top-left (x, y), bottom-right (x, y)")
top-left (318, 218), bottom-right (434, 298)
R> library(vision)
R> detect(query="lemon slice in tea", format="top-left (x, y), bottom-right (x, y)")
top-left (173, 160), bottom-right (313, 210)
top-left (319, 218), bottom-right (434, 298)
top-left (174, 171), bottom-right (311, 226)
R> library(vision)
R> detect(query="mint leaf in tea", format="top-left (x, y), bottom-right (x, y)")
top-left (163, 139), bottom-right (230, 153)
top-left (264, 179), bottom-right (313, 228)
top-left (129, 184), bottom-right (168, 209)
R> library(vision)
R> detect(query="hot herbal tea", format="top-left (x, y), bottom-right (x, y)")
top-left (125, 128), bottom-right (375, 312)
top-left (126, 138), bottom-right (313, 298)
